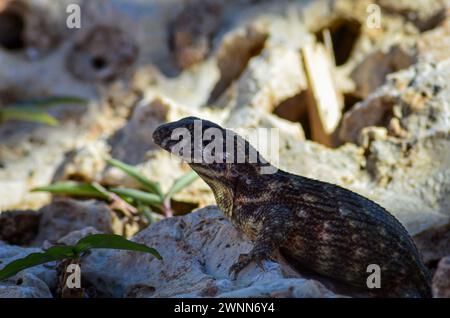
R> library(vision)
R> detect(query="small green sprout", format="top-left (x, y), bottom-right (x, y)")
top-left (0, 96), bottom-right (87, 126)
top-left (32, 158), bottom-right (199, 221)
top-left (0, 234), bottom-right (161, 282)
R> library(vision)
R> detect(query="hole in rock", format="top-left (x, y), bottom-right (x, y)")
top-left (273, 92), bottom-right (308, 123)
top-left (273, 92), bottom-right (312, 140)
top-left (91, 56), bottom-right (108, 70)
top-left (0, 10), bottom-right (25, 50)
top-left (66, 25), bottom-right (138, 82)
top-left (343, 93), bottom-right (363, 113)
top-left (316, 18), bottom-right (361, 66)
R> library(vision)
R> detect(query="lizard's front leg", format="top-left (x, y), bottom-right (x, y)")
top-left (229, 205), bottom-right (294, 279)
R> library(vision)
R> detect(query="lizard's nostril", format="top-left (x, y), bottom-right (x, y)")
top-left (152, 129), bottom-right (162, 144)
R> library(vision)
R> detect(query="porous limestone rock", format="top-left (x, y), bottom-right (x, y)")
top-left (340, 60), bottom-right (450, 144)
top-left (0, 242), bottom-right (57, 292)
top-left (0, 272), bottom-right (52, 298)
top-left (78, 206), bottom-right (340, 298)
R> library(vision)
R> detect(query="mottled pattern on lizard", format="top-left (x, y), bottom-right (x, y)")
top-left (152, 116), bottom-right (432, 298)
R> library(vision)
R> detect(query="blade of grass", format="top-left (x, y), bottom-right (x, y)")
top-left (74, 234), bottom-right (162, 259)
top-left (109, 188), bottom-right (163, 207)
top-left (106, 158), bottom-right (163, 197)
top-left (10, 96), bottom-right (88, 109)
top-left (32, 182), bottom-right (109, 199)
top-left (165, 171), bottom-right (199, 200)
top-left (91, 182), bottom-right (113, 200)
top-left (0, 107), bottom-right (59, 126)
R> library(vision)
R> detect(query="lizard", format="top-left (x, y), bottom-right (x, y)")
top-left (152, 116), bottom-right (432, 298)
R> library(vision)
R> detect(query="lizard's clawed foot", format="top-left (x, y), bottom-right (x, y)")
top-left (228, 253), bottom-right (266, 280)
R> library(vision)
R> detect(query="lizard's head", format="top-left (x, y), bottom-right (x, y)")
top-left (153, 116), bottom-right (272, 182)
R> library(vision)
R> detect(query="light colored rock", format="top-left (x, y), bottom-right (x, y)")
top-left (216, 278), bottom-right (338, 298)
top-left (79, 206), bottom-right (339, 298)
top-left (351, 44), bottom-right (417, 99)
top-left (418, 16), bottom-right (450, 62)
top-left (377, 0), bottom-right (446, 31)
top-left (59, 139), bottom-right (110, 182)
top-left (340, 60), bottom-right (450, 143)
top-left (219, 44), bottom-right (308, 112)
top-left (66, 24), bottom-right (138, 82)
top-left (208, 24), bottom-right (268, 103)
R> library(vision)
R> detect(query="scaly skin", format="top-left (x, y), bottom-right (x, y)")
top-left (153, 117), bottom-right (431, 298)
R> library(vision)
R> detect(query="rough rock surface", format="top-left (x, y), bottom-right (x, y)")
top-left (0, 204), bottom-right (446, 298)
top-left (340, 60), bottom-right (450, 144)
top-left (0, 241), bottom-right (57, 292)
top-left (0, 272), bottom-right (53, 298)
top-left (0, 209), bottom-right (40, 245)
top-left (414, 223), bottom-right (450, 266)
top-left (78, 206), bottom-right (340, 298)
top-left (31, 198), bottom-right (113, 246)
top-left (432, 256), bottom-right (450, 298)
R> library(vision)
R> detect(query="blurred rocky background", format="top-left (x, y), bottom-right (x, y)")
top-left (0, 0), bottom-right (449, 298)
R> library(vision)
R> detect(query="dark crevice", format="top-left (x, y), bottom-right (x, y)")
top-left (343, 93), bottom-right (363, 114)
top-left (316, 18), bottom-right (362, 66)
top-left (0, 10), bottom-right (25, 50)
top-left (273, 91), bottom-right (311, 140)
top-left (299, 110), bottom-right (312, 141)
top-left (273, 92), bottom-right (308, 122)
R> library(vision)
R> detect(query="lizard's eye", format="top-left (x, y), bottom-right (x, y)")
top-left (229, 165), bottom-right (239, 178)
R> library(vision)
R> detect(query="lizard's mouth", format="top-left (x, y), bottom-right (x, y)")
top-left (152, 125), bottom-right (171, 149)
top-left (153, 124), bottom-right (187, 155)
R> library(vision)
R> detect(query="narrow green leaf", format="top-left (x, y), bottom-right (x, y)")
top-left (0, 107), bottom-right (59, 126)
top-left (166, 171), bottom-right (199, 200)
top-left (44, 245), bottom-right (78, 257)
top-left (109, 188), bottom-right (163, 206)
top-left (74, 234), bottom-right (162, 260)
top-left (31, 182), bottom-right (109, 200)
top-left (91, 182), bottom-right (113, 200)
top-left (106, 158), bottom-right (163, 197)
top-left (0, 246), bottom-right (76, 281)
top-left (0, 235), bottom-right (161, 282)
top-left (9, 96), bottom-right (88, 109)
